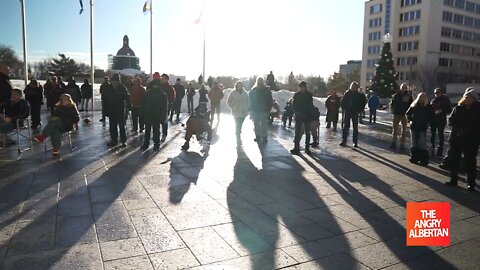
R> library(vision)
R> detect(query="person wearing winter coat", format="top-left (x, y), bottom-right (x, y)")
top-left (406, 92), bottom-right (433, 166)
top-left (24, 79), bottom-right (43, 129)
top-left (325, 91), bottom-right (340, 129)
top-left (268, 99), bottom-right (280, 126)
top-left (158, 73), bottom-right (176, 142)
top-left (290, 81), bottom-right (314, 155)
top-left (130, 78), bottom-right (146, 134)
top-left (33, 94), bottom-right (79, 156)
top-left (80, 79), bottom-right (93, 112)
top-left (390, 83), bottom-right (413, 150)
top-left (444, 87), bottom-right (480, 192)
top-left (170, 78), bottom-right (186, 122)
top-left (44, 76), bottom-right (65, 114)
top-left (186, 83), bottom-right (196, 114)
top-left (309, 106), bottom-right (321, 148)
top-left (65, 78), bottom-right (82, 106)
top-left (0, 89), bottom-right (30, 147)
top-left (140, 78), bottom-right (168, 151)
top-left (103, 73), bottom-right (131, 147)
top-left (208, 81), bottom-right (224, 122)
top-left (429, 88), bottom-right (452, 156)
top-left (339, 82), bottom-right (367, 148)
top-left (368, 91), bottom-right (380, 124)
top-left (99, 76), bottom-right (110, 123)
top-left (282, 98), bottom-right (294, 127)
top-left (227, 81), bottom-right (250, 145)
top-left (198, 85), bottom-right (209, 103)
top-left (249, 77), bottom-right (273, 143)
top-left (0, 65), bottom-right (13, 107)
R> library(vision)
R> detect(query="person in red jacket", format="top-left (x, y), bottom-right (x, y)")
top-left (129, 78), bottom-right (146, 134)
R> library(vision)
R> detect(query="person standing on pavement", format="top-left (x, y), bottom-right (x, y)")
top-left (65, 78), bottom-right (82, 107)
top-left (290, 81), bottom-right (314, 155)
top-left (406, 92), bottom-right (433, 166)
top-left (99, 76), bottom-right (110, 124)
top-left (227, 81), bottom-right (250, 146)
top-left (158, 73), bottom-right (176, 142)
top-left (198, 84), bottom-right (208, 103)
top-left (390, 83), bottom-right (413, 150)
top-left (282, 98), bottom-right (294, 127)
top-left (208, 81), bottom-right (224, 122)
top-left (44, 76), bottom-right (65, 115)
top-left (104, 73), bottom-right (131, 147)
top-left (0, 64), bottom-right (13, 107)
top-left (140, 75), bottom-right (168, 151)
top-left (249, 77), bottom-right (272, 143)
top-left (170, 78), bottom-right (185, 122)
top-left (368, 91), bottom-right (380, 124)
top-left (444, 87), bottom-right (480, 192)
top-left (186, 82), bottom-right (196, 114)
top-left (23, 79), bottom-right (43, 129)
top-left (325, 91), bottom-right (340, 130)
top-left (358, 87), bottom-right (367, 124)
top-left (130, 78), bottom-right (146, 134)
top-left (339, 82), bottom-right (367, 148)
top-left (310, 106), bottom-right (321, 148)
top-left (430, 88), bottom-right (452, 156)
top-left (80, 79), bottom-right (93, 112)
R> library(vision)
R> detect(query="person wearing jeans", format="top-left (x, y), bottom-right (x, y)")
top-left (429, 88), bottom-right (452, 156)
top-left (129, 78), bottom-right (146, 134)
top-left (340, 82), bottom-right (367, 148)
top-left (249, 78), bottom-right (272, 143)
top-left (227, 81), bottom-right (250, 146)
top-left (368, 91), bottom-right (380, 124)
top-left (140, 77), bottom-right (168, 151)
top-left (103, 73), bottom-right (131, 147)
top-left (290, 81), bottom-right (314, 155)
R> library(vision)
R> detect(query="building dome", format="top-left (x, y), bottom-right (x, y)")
top-left (116, 35), bottom-right (136, 56)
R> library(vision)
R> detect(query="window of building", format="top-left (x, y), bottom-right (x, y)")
top-left (466, 1), bottom-right (475, 11)
top-left (453, 14), bottom-right (464, 24)
top-left (368, 45), bottom-right (381, 54)
top-left (370, 4), bottom-right (382, 14)
top-left (401, 0), bottom-right (422, 7)
top-left (475, 19), bottom-right (480, 28)
top-left (441, 27), bottom-right (452, 37)
top-left (401, 10), bottom-right (421, 22)
top-left (442, 11), bottom-right (453, 22)
top-left (439, 58), bottom-right (452, 67)
top-left (465, 16), bottom-right (475, 27)
top-left (440, 42), bottom-right (451, 52)
top-left (368, 31), bottom-right (382, 41)
top-left (452, 29), bottom-right (462, 38)
top-left (369, 18), bottom-right (382, 28)
top-left (397, 57), bottom-right (418, 66)
top-left (454, 0), bottom-right (465, 9)
top-left (398, 41), bottom-right (419, 51)
top-left (463, 31), bottom-right (473, 40)
top-left (444, 0), bottom-right (454, 6)
top-left (367, 59), bottom-right (379, 67)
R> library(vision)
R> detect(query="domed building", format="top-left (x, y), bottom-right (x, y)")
top-left (108, 35), bottom-right (141, 74)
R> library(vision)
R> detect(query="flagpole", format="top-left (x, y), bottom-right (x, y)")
top-left (150, 0), bottom-right (153, 79)
top-left (20, 0), bottom-right (28, 87)
top-left (90, 0), bottom-right (95, 115)
top-left (202, 26), bottom-right (205, 81)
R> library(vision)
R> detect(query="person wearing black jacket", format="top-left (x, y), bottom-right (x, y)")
top-left (445, 87), bottom-right (480, 192)
top-left (249, 77), bottom-right (272, 143)
top-left (325, 91), bottom-right (340, 129)
top-left (340, 82), bottom-right (367, 148)
top-left (429, 88), bottom-right (451, 156)
top-left (99, 77), bottom-right (110, 123)
top-left (0, 65), bottom-right (13, 107)
top-left (65, 78), bottom-right (82, 106)
top-left (81, 79), bottom-right (93, 112)
top-left (140, 78), bottom-right (168, 151)
top-left (24, 79), bottom-right (44, 129)
top-left (290, 81), bottom-right (314, 155)
top-left (170, 78), bottom-right (186, 121)
top-left (390, 83), bottom-right (413, 150)
top-left (103, 73), bottom-right (131, 147)
top-left (186, 82), bottom-right (196, 114)
top-left (0, 89), bottom-right (30, 146)
top-left (406, 92), bottom-right (433, 166)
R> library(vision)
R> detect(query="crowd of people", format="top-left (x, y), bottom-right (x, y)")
top-left (0, 63), bottom-right (478, 191)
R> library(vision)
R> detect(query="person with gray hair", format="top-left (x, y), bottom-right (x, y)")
top-left (339, 81), bottom-right (367, 148)
top-left (444, 87), bottom-right (480, 192)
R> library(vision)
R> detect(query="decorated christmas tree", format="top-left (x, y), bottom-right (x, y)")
top-left (370, 34), bottom-right (398, 98)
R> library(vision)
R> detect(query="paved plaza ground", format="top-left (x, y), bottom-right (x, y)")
top-left (0, 111), bottom-right (479, 269)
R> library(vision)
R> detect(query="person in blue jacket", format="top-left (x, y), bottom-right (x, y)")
top-left (368, 91), bottom-right (380, 124)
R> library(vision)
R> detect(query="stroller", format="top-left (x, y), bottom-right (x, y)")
top-left (181, 102), bottom-right (212, 151)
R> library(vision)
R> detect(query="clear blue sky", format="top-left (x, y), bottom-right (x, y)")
top-left (0, 0), bottom-right (365, 80)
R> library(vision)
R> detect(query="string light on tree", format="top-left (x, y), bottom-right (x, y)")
top-left (369, 33), bottom-right (398, 98)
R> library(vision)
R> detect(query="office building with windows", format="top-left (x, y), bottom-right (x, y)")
top-left (340, 60), bottom-right (362, 82)
top-left (361, 0), bottom-right (480, 92)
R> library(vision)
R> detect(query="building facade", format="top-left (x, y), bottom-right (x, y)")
top-left (339, 60), bottom-right (362, 82)
top-left (361, 0), bottom-right (480, 93)
top-left (108, 35), bottom-right (141, 75)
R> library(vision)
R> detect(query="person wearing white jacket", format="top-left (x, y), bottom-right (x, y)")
top-left (227, 81), bottom-right (250, 145)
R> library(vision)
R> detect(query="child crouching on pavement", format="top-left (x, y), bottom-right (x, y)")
top-left (34, 94), bottom-right (80, 155)
top-left (181, 102), bottom-right (212, 150)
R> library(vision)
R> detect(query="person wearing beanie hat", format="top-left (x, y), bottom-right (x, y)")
top-left (152, 72), bottom-right (161, 80)
top-left (103, 73), bottom-right (132, 147)
top-left (444, 86), bottom-right (480, 192)
top-left (290, 81), bottom-right (314, 155)
top-left (429, 88), bottom-right (452, 156)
